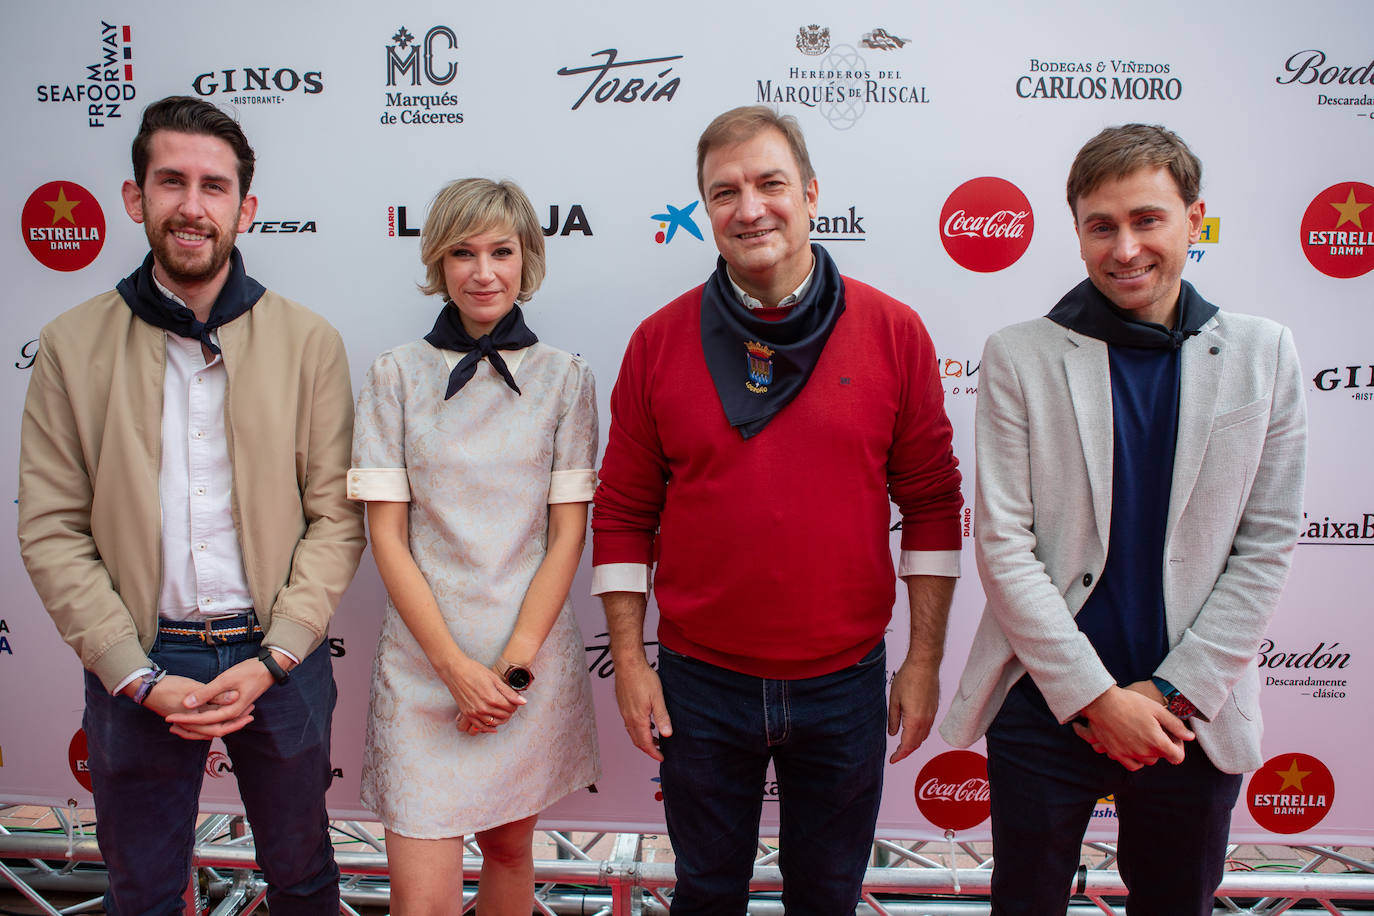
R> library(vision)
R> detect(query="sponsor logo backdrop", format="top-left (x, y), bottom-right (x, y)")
top-left (1, 0), bottom-right (1371, 844)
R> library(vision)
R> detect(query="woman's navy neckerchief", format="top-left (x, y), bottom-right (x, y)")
top-left (115, 248), bottom-right (265, 356)
top-left (424, 301), bottom-right (538, 399)
top-left (699, 244), bottom-right (846, 439)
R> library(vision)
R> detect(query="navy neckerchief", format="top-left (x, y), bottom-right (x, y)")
top-left (699, 244), bottom-right (846, 439)
top-left (1046, 277), bottom-right (1218, 350)
top-left (116, 248), bottom-right (266, 356)
top-left (424, 301), bottom-right (538, 399)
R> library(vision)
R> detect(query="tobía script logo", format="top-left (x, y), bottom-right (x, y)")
top-left (555, 49), bottom-right (683, 111)
top-left (939, 177), bottom-right (1033, 273)
top-left (22, 181), bottom-right (105, 272)
top-left (381, 26), bottom-right (464, 127)
top-left (1247, 753), bottom-right (1335, 834)
top-left (1300, 181), bottom-right (1374, 278)
top-left (915, 750), bottom-right (990, 831)
top-left (191, 66), bottom-right (323, 106)
top-left (35, 21), bottom-right (135, 128)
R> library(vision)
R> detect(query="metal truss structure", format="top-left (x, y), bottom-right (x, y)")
top-left (3, 811), bottom-right (1374, 915)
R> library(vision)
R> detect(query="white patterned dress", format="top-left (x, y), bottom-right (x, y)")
top-left (348, 339), bottom-right (600, 838)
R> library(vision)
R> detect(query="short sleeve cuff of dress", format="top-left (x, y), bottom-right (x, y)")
top-left (347, 467), bottom-right (411, 502)
top-left (591, 563), bottom-right (649, 595)
top-left (549, 468), bottom-right (596, 504)
top-left (897, 549), bottom-right (961, 578)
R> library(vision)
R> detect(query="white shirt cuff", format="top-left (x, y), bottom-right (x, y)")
top-left (347, 468), bottom-right (410, 501)
top-left (264, 645), bottom-right (302, 666)
top-left (591, 563), bottom-right (650, 596)
top-left (898, 549), bottom-right (961, 579)
top-left (549, 469), bottom-right (596, 503)
top-left (113, 667), bottom-right (152, 696)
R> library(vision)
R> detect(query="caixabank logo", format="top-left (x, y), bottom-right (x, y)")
top-left (809, 205), bottom-right (867, 243)
top-left (1247, 753), bottom-right (1335, 834)
top-left (1301, 181), bottom-right (1374, 278)
top-left (21, 181), bottom-right (106, 272)
top-left (380, 26), bottom-right (464, 127)
top-left (939, 177), bottom-right (1033, 273)
top-left (35, 21), bottom-right (136, 128)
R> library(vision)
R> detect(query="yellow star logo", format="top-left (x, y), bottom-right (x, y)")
top-left (1275, 758), bottom-right (1311, 792)
top-left (44, 186), bottom-right (80, 225)
top-left (1330, 188), bottom-right (1370, 230)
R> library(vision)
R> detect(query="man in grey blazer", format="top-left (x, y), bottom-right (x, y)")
top-left (940, 124), bottom-right (1307, 914)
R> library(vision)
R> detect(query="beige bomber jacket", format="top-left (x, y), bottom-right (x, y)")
top-left (18, 287), bottom-right (366, 692)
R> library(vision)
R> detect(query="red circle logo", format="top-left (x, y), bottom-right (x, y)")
top-left (1300, 181), bottom-right (1374, 279)
top-left (68, 729), bottom-right (93, 792)
top-left (914, 750), bottom-right (991, 831)
top-left (21, 181), bottom-right (106, 272)
top-left (1247, 753), bottom-right (1335, 834)
top-left (939, 177), bottom-right (1034, 273)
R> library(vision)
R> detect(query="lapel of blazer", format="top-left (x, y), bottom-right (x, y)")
top-left (1167, 315), bottom-right (1224, 541)
top-left (1062, 329), bottom-right (1112, 556)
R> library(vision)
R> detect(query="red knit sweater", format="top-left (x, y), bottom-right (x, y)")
top-left (592, 278), bottom-right (963, 678)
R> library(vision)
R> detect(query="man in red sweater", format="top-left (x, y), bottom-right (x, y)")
top-left (592, 105), bottom-right (963, 913)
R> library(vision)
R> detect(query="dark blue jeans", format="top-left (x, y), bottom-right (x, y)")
top-left (986, 677), bottom-right (1241, 916)
top-left (82, 621), bottom-right (339, 916)
top-left (656, 642), bottom-right (887, 915)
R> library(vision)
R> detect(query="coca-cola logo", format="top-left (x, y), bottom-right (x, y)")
top-left (939, 177), bottom-right (1034, 273)
top-left (914, 750), bottom-right (991, 831)
top-left (1247, 753), bottom-right (1335, 834)
top-left (1299, 181), bottom-right (1374, 279)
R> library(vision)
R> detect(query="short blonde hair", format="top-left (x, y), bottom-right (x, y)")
top-left (418, 178), bottom-right (546, 302)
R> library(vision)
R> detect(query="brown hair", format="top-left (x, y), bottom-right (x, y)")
top-left (418, 178), bottom-right (546, 302)
top-left (131, 96), bottom-right (256, 200)
top-left (1066, 124), bottom-right (1201, 218)
top-left (696, 105), bottom-right (815, 197)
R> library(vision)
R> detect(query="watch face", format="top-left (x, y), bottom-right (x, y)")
top-left (506, 666), bottom-right (533, 691)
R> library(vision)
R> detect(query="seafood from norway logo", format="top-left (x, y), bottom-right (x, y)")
top-left (1247, 753), bottom-right (1335, 834)
top-left (1300, 182), bottom-right (1374, 278)
top-left (915, 750), bottom-right (990, 831)
top-left (745, 341), bottom-right (775, 393)
top-left (34, 21), bottom-right (135, 128)
top-left (21, 181), bottom-right (106, 272)
top-left (939, 177), bottom-right (1033, 273)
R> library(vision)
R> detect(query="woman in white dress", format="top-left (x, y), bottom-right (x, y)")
top-left (348, 179), bottom-right (599, 914)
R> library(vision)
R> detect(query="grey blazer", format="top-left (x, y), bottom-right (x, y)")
top-left (940, 310), bottom-right (1307, 774)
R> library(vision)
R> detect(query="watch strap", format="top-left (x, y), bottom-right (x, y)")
top-left (257, 647), bottom-right (290, 685)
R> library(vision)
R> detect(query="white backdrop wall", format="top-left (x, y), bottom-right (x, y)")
top-left (1, 0), bottom-right (1371, 844)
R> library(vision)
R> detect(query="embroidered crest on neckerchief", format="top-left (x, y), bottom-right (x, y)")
top-left (744, 340), bottom-right (775, 393)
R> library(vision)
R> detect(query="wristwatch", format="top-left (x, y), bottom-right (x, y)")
top-left (257, 647), bottom-right (291, 685)
top-left (133, 666), bottom-right (166, 706)
top-left (1151, 676), bottom-right (1198, 720)
top-left (499, 659), bottom-right (534, 692)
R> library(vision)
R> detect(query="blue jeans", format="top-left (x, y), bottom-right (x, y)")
top-left (986, 676), bottom-right (1241, 916)
top-left (656, 641), bottom-right (887, 915)
top-left (82, 620), bottom-right (339, 916)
